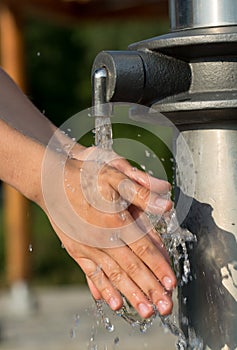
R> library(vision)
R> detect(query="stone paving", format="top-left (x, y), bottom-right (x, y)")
top-left (0, 286), bottom-right (178, 350)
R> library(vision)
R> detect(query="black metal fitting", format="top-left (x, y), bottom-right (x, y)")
top-left (92, 26), bottom-right (237, 127)
top-left (130, 26), bottom-right (237, 127)
top-left (92, 50), bottom-right (191, 106)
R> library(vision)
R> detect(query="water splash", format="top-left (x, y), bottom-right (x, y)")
top-left (95, 300), bottom-right (115, 333)
top-left (150, 208), bottom-right (197, 286)
top-left (92, 106), bottom-right (201, 348)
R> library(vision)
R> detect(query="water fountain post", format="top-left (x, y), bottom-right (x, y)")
top-left (92, 1), bottom-right (237, 348)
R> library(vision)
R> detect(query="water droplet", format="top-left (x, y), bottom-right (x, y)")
top-left (29, 244), bottom-right (33, 252)
top-left (120, 199), bottom-right (128, 209)
top-left (148, 170), bottom-right (154, 175)
top-left (140, 164), bottom-right (146, 171)
top-left (114, 337), bottom-right (119, 345)
top-left (70, 328), bottom-right (76, 339)
top-left (104, 317), bottom-right (114, 332)
top-left (75, 313), bottom-right (80, 326)
top-left (145, 150), bottom-right (151, 157)
top-left (137, 133), bottom-right (141, 137)
top-left (110, 231), bottom-right (120, 242)
top-left (119, 212), bottom-right (126, 221)
top-left (37, 51), bottom-right (41, 56)
top-left (63, 143), bottom-right (71, 151)
top-left (61, 243), bottom-right (65, 249)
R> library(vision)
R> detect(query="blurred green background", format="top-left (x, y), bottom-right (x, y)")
top-left (0, 16), bottom-right (171, 286)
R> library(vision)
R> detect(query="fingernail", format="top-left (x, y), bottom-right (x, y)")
top-left (109, 297), bottom-right (120, 310)
top-left (163, 276), bottom-right (174, 291)
top-left (157, 300), bottom-right (169, 315)
top-left (138, 303), bottom-right (152, 318)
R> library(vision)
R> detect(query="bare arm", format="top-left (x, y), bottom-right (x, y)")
top-left (0, 67), bottom-right (176, 318)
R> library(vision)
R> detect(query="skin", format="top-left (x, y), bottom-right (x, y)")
top-left (0, 68), bottom-right (177, 319)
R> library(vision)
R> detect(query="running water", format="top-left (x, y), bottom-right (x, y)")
top-left (94, 115), bottom-right (113, 150)
top-left (93, 111), bottom-right (200, 349)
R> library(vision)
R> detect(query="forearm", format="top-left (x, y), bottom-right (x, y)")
top-left (0, 119), bottom-right (45, 206)
top-left (0, 67), bottom-right (56, 145)
top-left (0, 66), bottom-right (85, 205)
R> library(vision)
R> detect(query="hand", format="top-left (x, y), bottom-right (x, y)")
top-left (43, 147), bottom-right (176, 318)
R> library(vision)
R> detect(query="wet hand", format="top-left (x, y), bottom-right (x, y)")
top-left (45, 148), bottom-right (176, 318)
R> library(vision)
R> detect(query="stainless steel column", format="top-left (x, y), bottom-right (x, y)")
top-left (91, 0), bottom-right (237, 347)
top-left (169, 0), bottom-right (237, 30)
top-left (168, 1), bottom-right (237, 348)
top-left (175, 127), bottom-right (237, 349)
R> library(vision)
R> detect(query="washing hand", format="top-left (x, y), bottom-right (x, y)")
top-left (0, 66), bottom-right (176, 318)
top-left (45, 146), bottom-right (176, 318)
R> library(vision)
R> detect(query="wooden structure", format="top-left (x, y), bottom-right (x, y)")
top-left (0, 4), bottom-right (31, 286)
top-left (0, 0), bottom-right (168, 287)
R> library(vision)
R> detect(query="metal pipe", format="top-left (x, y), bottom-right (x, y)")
top-left (169, 0), bottom-right (237, 31)
top-left (92, 67), bottom-right (108, 115)
top-left (92, 67), bottom-right (113, 149)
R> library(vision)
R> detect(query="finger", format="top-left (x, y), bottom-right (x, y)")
top-left (109, 172), bottom-right (172, 215)
top-left (79, 255), bottom-right (154, 318)
top-left (106, 245), bottom-right (173, 316)
top-left (110, 156), bottom-right (171, 194)
top-left (128, 235), bottom-right (177, 293)
top-left (86, 276), bottom-right (102, 300)
top-left (78, 257), bottom-right (123, 311)
top-left (128, 205), bottom-right (170, 263)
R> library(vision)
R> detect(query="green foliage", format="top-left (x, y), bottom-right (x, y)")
top-left (24, 17), bottom-right (169, 126)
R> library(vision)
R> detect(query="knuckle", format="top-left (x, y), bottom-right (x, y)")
top-left (135, 243), bottom-right (151, 259)
top-left (108, 267), bottom-right (123, 285)
top-left (125, 262), bottom-right (140, 277)
top-left (153, 263), bottom-right (165, 278)
top-left (66, 244), bottom-right (80, 259)
top-left (136, 186), bottom-right (150, 203)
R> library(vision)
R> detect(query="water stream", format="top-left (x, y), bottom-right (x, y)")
top-left (93, 112), bottom-right (201, 349)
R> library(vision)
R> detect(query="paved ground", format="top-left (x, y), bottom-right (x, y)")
top-left (0, 286), bottom-right (178, 350)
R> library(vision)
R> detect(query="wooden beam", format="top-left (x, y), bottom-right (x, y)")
top-left (0, 3), bottom-right (31, 285)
